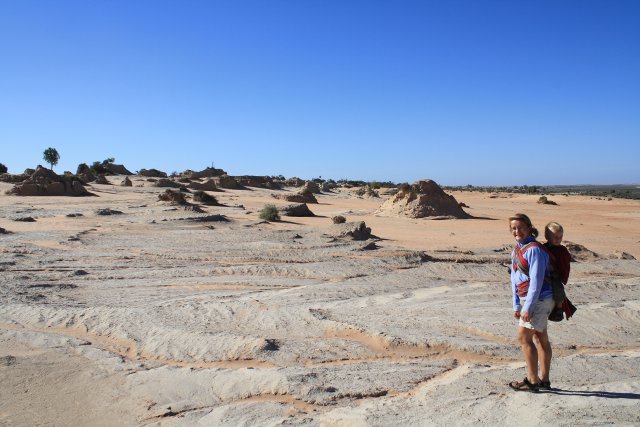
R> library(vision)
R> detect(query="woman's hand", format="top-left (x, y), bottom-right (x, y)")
top-left (520, 311), bottom-right (531, 322)
top-left (514, 311), bottom-right (520, 319)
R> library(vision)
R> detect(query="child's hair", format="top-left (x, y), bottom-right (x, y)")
top-left (508, 213), bottom-right (539, 237)
top-left (545, 221), bottom-right (564, 240)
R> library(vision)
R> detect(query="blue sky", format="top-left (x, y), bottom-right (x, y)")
top-left (1, 0), bottom-right (638, 185)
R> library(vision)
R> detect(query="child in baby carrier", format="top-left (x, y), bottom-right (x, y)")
top-left (544, 222), bottom-right (577, 321)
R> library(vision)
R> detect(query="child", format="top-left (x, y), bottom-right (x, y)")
top-left (543, 222), bottom-right (575, 321)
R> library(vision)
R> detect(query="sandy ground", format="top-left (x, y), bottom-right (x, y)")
top-left (1, 177), bottom-right (639, 426)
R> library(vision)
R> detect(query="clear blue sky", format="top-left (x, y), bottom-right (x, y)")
top-left (1, 0), bottom-right (639, 185)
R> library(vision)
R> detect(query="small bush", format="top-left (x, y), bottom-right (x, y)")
top-left (193, 190), bottom-right (218, 205)
top-left (537, 196), bottom-right (557, 205)
top-left (0, 163), bottom-right (7, 174)
top-left (76, 163), bottom-right (90, 174)
top-left (332, 215), bottom-right (346, 224)
top-left (259, 204), bottom-right (280, 221)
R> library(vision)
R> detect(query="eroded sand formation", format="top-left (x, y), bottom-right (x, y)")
top-left (376, 180), bottom-right (471, 219)
top-left (1, 176), bottom-right (639, 426)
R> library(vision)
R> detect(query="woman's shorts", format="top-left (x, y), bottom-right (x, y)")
top-left (519, 298), bottom-right (554, 332)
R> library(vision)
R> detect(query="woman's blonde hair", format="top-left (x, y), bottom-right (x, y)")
top-left (545, 221), bottom-right (563, 239)
top-left (509, 213), bottom-right (539, 237)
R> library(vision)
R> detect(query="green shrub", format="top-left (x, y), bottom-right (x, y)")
top-left (89, 158), bottom-right (115, 174)
top-left (259, 204), bottom-right (280, 221)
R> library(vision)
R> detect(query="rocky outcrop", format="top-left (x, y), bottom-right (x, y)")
top-left (234, 176), bottom-right (281, 190)
top-left (188, 167), bottom-right (227, 180)
top-left (188, 179), bottom-right (219, 191)
top-left (564, 241), bottom-right (599, 261)
top-left (0, 172), bottom-right (31, 183)
top-left (158, 189), bottom-right (187, 204)
top-left (321, 182), bottom-right (334, 192)
top-left (139, 168), bottom-right (168, 178)
top-left (94, 174), bottom-right (110, 185)
top-left (104, 163), bottom-right (133, 175)
top-left (271, 190), bottom-right (318, 204)
top-left (286, 177), bottom-right (305, 187)
top-left (280, 203), bottom-right (315, 217)
top-left (121, 176), bottom-right (133, 187)
top-left (78, 171), bottom-right (97, 184)
top-left (332, 215), bottom-right (347, 224)
top-left (7, 166), bottom-right (92, 197)
top-left (303, 181), bottom-right (321, 194)
top-left (192, 191), bottom-right (219, 205)
top-left (328, 221), bottom-right (375, 240)
top-left (214, 175), bottom-right (245, 190)
top-left (153, 179), bottom-right (182, 188)
top-left (356, 186), bottom-right (379, 198)
top-left (610, 251), bottom-right (636, 260)
top-left (376, 180), bottom-right (470, 219)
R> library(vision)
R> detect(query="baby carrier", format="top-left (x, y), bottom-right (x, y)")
top-left (512, 242), bottom-right (577, 321)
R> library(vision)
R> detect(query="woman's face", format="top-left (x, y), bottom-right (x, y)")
top-left (510, 219), bottom-right (531, 242)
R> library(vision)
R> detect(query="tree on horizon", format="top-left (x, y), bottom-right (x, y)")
top-left (43, 147), bottom-right (60, 171)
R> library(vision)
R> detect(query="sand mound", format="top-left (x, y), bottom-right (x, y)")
top-left (280, 203), bottom-right (315, 217)
top-left (355, 186), bottom-right (380, 198)
top-left (215, 175), bottom-right (245, 190)
top-left (327, 221), bottom-right (375, 240)
top-left (94, 174), bottom-right (109, 185)
top-left (158, 189), bottom-right (187, 204)
top-left (564, 241), bottom-right (600, 261)
top-left (272, 190), bottom-right (318, 204)
top-left (7, 166), bottom-right (91, 197)
top-left (303, 181), bottom-right (321, 194)
top-left (188, 179), bottom-right (219, 191)
top-left (234, 176), bottom-right (281, 189)
top-left (153, 178), bottom-right (182, 188)
top-left (104, 163), bottom-right (133, 175)
top-left (139, 168), bottom-right (168, 178)
top-left (187, 167), bottom-right (227, 180)
top-left (375, 180), bottom-right (470, 219)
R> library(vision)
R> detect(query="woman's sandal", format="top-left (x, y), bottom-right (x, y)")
top-left (509, 377), bottom-right (539, 392)
top-left (538, 380), bottom-right (551, 390)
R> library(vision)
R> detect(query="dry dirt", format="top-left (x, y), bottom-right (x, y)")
top-left (1, 178), bottom-right (639, 426)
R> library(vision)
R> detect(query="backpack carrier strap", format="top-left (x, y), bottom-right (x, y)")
top-left (512, 241), bottom-right (543, 276)
top-left (512, 241), bottom-right (544, 299)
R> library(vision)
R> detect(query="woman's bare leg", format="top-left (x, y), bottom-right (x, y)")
top-left (533, 329), bottom-right (552, 383)
top-left (517, 326), bottom-right (540, 383)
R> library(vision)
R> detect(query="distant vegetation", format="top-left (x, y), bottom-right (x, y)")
top-left (0, 163), bottom-right (7, 174)
top-left (444, 184), bottom-right (640, 200)
top-left (337, 179), bottom-right (397, 188)
top-left (92, 158), bottom-right (115, 174)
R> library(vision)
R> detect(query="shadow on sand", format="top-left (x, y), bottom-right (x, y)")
top-left (542, 388), bottom-right (640, 400)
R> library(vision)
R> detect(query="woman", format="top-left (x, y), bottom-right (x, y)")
top-left (508, 213), bottom-right (555, 392)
